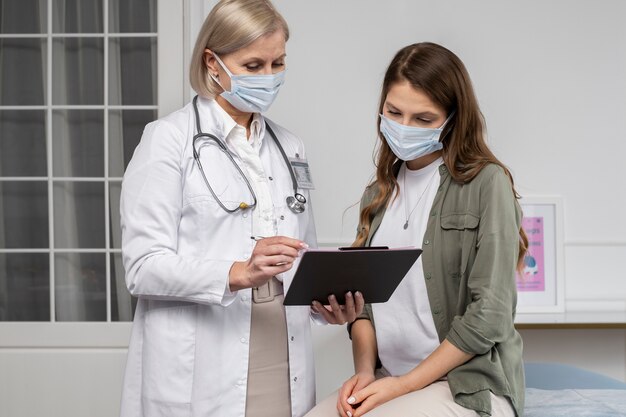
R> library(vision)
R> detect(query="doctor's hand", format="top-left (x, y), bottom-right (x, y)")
top-left (229, 236), bottom-right (307, 291)
top-left (311, 291), bottom-right (364, 325)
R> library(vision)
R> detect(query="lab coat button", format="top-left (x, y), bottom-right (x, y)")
top-left (242, 212), bottom-right (248, 218)
top-left (240, 337), bottom-right (247, 343)
top-left (241, 295), bottom-right (248, 301)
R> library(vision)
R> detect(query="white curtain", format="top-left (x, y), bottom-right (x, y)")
top-left (0, 0), bottom-right (49, 321)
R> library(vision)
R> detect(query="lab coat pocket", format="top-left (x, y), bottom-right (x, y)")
top-left (440, 213), bottom-right (479, 276)
top-left (184, 155), bottom-right (255, 211)
top-left (143, 300), bottom-right (198, 405)
top-left (184, 155), bottom-right (230, 201)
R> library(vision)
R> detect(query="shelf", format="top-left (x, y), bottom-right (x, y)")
top-left (515, 311), bottom-right (626, 329)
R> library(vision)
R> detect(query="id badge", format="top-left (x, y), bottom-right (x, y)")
top-left (288, 157), bottom-right (315, 190)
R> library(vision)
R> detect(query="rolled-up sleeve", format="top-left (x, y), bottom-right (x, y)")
top-left (446, 168), bottom-right (520, 355)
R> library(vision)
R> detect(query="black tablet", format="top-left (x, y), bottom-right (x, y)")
top-left (283, 247), bottom-right (422, 306)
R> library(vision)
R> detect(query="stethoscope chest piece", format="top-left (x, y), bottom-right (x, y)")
top-left (286, 193), bottom-right (306, 214)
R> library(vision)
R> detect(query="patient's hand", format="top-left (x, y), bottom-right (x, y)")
top-left (311, 291), bottom-right (364, 325)
top-left (344, 376), bottom-right (410, 417)
top-left (336, 372), bottom-right (376, 417)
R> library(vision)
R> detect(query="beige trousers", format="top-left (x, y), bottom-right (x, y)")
top-left (305, 380), bottom-right (514, 417)
top-left (245, 277), bottom-right (291, 417)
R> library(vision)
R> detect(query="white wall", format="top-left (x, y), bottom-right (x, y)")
top-left (269, 0), bottom-right (626, 250)
top-left (262, 0), bottom-right (626, 399)
top-left (0, 348), bottom-right (127, 417)
top-left (266, 0), bottom-right (626, 300)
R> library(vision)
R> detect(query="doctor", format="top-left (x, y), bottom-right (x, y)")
top-left (119, 1), bottom-right (363, 417)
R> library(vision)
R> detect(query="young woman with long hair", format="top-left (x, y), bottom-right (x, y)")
top-left (306, 42), bottom-right (527, 417)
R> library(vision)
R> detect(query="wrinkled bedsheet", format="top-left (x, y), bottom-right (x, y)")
top-left (525, 388), bottom-right (626, 417)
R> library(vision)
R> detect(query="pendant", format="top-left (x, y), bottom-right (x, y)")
top-left (403, 220), bottom-right (409, 230)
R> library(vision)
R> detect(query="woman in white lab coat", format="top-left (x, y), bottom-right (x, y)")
top-left (119, 1), bottom-right (363, 417)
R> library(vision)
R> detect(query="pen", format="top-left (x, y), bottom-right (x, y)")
top-left (250, 235), bottom-right (266, 241)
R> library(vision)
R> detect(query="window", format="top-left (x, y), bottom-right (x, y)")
top-left (0, 0), bottom-right (160, 322)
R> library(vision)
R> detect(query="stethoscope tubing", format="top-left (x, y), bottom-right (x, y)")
top-left (191, 95), bottom-right (305, 214)
top-left (193, 131), bottom-right (257, 213)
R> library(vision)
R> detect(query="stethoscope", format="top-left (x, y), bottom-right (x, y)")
top-left (191, 95), bottom-right (307, 214)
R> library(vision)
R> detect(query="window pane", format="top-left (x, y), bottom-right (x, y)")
top-left (0, 39), bottom-right (47, 105)
top-left (109, 0), bottom-right (156, 33)
top-left (0, 181), bottom-right (48, 248)
top-left (110, 253), bottom-right (135, 321)
top-left (52, 110), bottom-right (104, 177)
top-left (109, 181), bottom-right (121, 249)
top-left (109, 37), bottom-right (157, 105)
top-left (53, 181), bottom-right (104, 248)
top-left (0, 110), bottom-right (47, 177)
top-left (55, 252), bottom-right (106, 321)
top-left (52, 0), bottom-right (103, 33)
top-left (0, 0), bottom-right (47, 34)
top-left (108, 109), bottom-right (155, 176)
top-left (0, 253), bottom-right (50, 321)
top-left (52, 38), bottom-right (104, 105)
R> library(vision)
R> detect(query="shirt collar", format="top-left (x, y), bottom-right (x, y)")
top-left (204, 98), bottom-right (266, 149)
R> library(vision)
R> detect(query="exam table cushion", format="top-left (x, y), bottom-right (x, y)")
top-left (524, 362), bottom-right (626, 390)
top-left (524, 363), bottom-right (626, 417)
top-left (525, 388), bottom-right (626, 417)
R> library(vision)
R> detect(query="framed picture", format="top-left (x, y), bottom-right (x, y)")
top-left (515, 196), bottom-right (565, 313)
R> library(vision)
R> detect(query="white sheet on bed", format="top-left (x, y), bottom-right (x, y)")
top-left (525, 388), bottom-right (626, 417)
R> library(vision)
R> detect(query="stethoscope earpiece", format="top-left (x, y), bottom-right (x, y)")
top-left (286, 193), bottom-right (306, 214)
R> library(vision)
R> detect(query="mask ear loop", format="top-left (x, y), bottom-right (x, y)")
top-left (439, 110), bottom-right (457, 143)
top-left (208, 52), bottom-right (232, 92)
top-left (438, 111), bottom-right (456, 130)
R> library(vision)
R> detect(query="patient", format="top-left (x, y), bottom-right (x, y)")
top-left (305, 42), bottom-right (527, 417)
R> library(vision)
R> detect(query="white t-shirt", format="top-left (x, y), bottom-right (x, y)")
top-left (371, 158), bottom-right (442, 376)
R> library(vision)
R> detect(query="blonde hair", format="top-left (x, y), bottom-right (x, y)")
top-left (189, 0), bottom-right (290, 98)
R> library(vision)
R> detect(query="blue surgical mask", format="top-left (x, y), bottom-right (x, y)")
top-left (379, 113), bottom-right (454, 161)
top-left (211, 53), bottom-right (285, 113)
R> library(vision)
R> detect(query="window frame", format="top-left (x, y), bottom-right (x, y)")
top-left (0, 0), bottom-right (184, 347)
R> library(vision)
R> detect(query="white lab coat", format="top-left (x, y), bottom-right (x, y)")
top-left (119, 97), bottom-right (318, 417)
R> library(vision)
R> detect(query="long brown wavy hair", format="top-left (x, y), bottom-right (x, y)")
top-left (354, 42), bottom-right (528, 267)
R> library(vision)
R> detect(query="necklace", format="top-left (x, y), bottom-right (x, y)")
top-left (402, 165), bottom-right (438, 230)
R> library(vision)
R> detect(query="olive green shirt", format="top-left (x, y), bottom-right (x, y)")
top-left (356, 162), bottom-right (525, 417)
